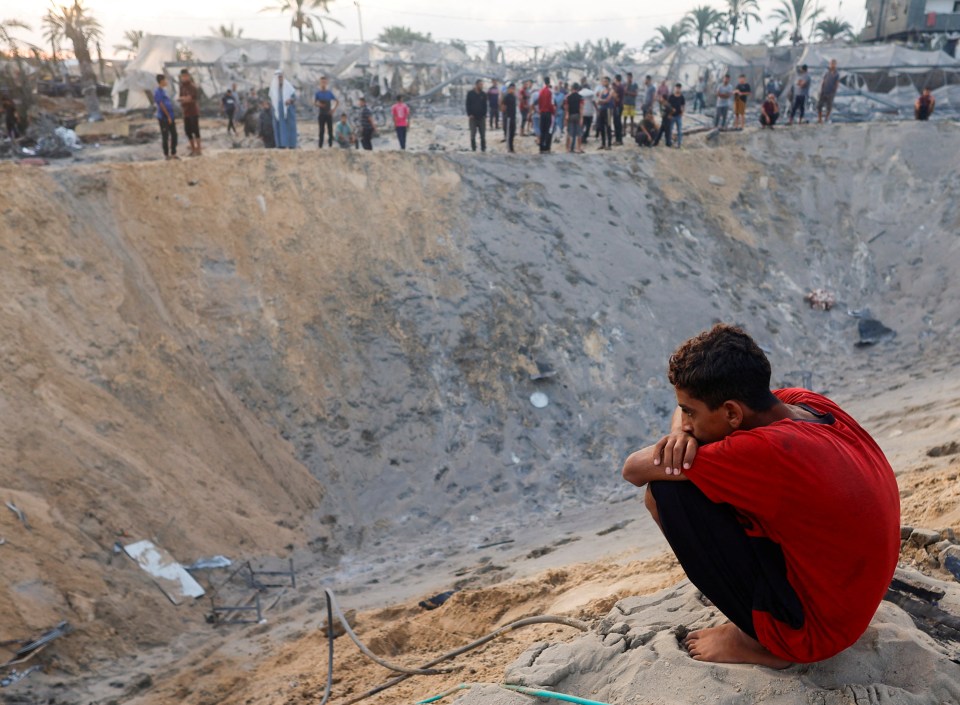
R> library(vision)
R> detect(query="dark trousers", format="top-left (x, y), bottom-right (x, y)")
top-left (158, 118), bottom-right (178, 156)
top-left (649, 482), bottom-right (805, 639)
top-left (469, 116), bottom-right (486, 151)
top-left (395, 126), bottom-right (407, 150)
top-left (613, 107), bottom-right (623, 143)
top-left (539, 112), bottom-right (553, 151)
top-left (655, 115), bottom-right (674, 147)
top-left (361, 127), bottom-right (374, 150)
top-left (760, 111), bottom-right (779, 127)
top-left (790, 96), bottom-right (806, 122)
top-left (318, 114), bottom-right (334, 147)
top-left (488, 105), bottom-right (499, 129)
top-left (226, 109), bottom-right (236, 134)
top-left (597, 110), bottom-right (611, 147)
top-left (504, 115), bottom-right (516, 152)
top-left (581, 115), bottom-right (593, 143)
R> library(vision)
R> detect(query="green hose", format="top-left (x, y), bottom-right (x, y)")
top-left (415, 683), bottom-right (613, 705)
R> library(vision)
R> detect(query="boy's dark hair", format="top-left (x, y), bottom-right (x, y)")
top-left (156, 74), bottom-right (165, 84)
top-left (675, 82), bottom-right (682, 88)
top-left (668, 324), bottom-right (776, 411)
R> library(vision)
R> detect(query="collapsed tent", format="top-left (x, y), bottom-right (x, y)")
top-left (627, 45), bottom-right (762, 101)
top-left (111, 35), bottom-right (472, 111)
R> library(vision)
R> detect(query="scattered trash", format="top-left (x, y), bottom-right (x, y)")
top-left (529, 361), bottom-right (557, 382)
top-left (0, 665), bottom-right (41, 688)
top-left (529, 392), bottom-right (549, 409)
top-left (187, 179), bottom-right (200, 187)
top-left (418, 590), bottom-right (456, 611)
top-left (804, 289), bottom-right (836, 311)
top-left (53, 126), bottom-right (82, 150)
top-left (257, 194), bottom-right (267, 214)
top-left (1, 621), bottom-right (72, 668)
top-left (123, 540), bottom-right (205, 604)
top-left (856, 318), bottom-right (896, 347)
top-left (708, 175), bottom-right (725, 186)
top-left (476, 539), bottom-right (514, 550)
top-left (187, 555), bottom-right (233, 571)
top-left (5, 501), bottom-right (30, 530)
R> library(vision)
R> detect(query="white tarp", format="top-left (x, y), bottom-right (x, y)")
top-left (124, 539), bottom-right (205, 604)
top-left (628, 44), bottom-right (759, 100)
top-left (797, 44), bottom-right (960, 73)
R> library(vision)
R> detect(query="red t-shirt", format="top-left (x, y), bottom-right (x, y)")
top-left (538, 87), bottom-right (555, 114)
top-left (391, 103), bottom-right (410, 127)
top-left (683, 388), bottom-right (899, 663)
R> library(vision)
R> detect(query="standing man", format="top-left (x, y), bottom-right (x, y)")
top-left (270, 69), bottom-right (298, 149)
top-left (714, 74), bottom-right (733, 129)
top-left (537, 76), bottom-right (555, 153)
top-left (733, 74), bottom-right (751, 130)
top-left (564, 83), bottom-right (583, 153)
top-left (553, 81), bottom-right (566, 138)
top-left (178, 69), bottom-right (202, 156)
top-left (579, 81), bottom-right (595, 146)
top-left (641, 75), bottom-right (657, 116)
top-left (623, 72), bottom-right (639, 136)
top-left (502, 82), bottom-right (518, 153)
top-left (667, 82), bottom-right (686, 148)
top-left (612, 73), bottom-right (625, 145)
top-left (622, 324), bottom-right (898, 668)
top-left (391, 94), bottom-right (411, 150)
top-left (789, 65), bottom-right (810, 125)
top-left (221, 88), bottom-right (238, 135)
top-left (595, 76), bottom-right (614, 150)
top-left (154, 74), bottom-right (178, 160)
top-left (693, 72), bottom-right (707, 113)
top-left (817, 59), bottom-right (840, 124)
top-left (358, 96), bottom-right (376, 150)
top-left (487, 79), bottom-right (500, 131)
top-left (466, 79), bottom-right (487, 152)
top-left (2, 92), bottom-right (20, 140)
top-left (314, 76), bottom-right (338, 148)
top-left (519, 79), bottom-right (531, 136)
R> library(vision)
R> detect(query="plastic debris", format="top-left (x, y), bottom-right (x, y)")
top-left (529, 392), bottom-right (549, 408)
top-left (5, 501), bottom-right (30, 530)
top-left (187, 555), bottom-right (233, 571)
top-left (1, 665), bottom-right (41, 688)
top-left (804, 289), bottom-right (836, 311)
top-left (124, 540), bottom-right (205, 604)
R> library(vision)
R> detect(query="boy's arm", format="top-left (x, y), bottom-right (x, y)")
top-left (622, 407), bottom-right (699, 487)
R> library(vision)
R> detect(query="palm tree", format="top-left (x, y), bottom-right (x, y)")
top-left (0, 17), bottom-right (31, 51)
top-left (762, 26), bottom-right (789, 47)
top-left (43, 1), bottom-right (103, 120)
top-left (590, 38), bottom-right (626, 62)
top-left (769, 0), bottom-right (823, 46)
top-left (725, 0), bottom-right (761, 44)
top-left (643, 22), bottom-right (692, 54)
top-left (113, 29), bottom-right (143, 58)
top-left (210, 23), bottom-right (244, 38)
top-left (815, 17), bottom-right (854, 42)
top-left (376, 25), bottom-right (432, 45)
top-left (261, 0), bottom-right (341, 43)
top-left (560, 41), bottom-right (591, 63)
top-left (1, 18), bottom-right (36, 125)
top-left (685, 5), bottom-right (725, 47)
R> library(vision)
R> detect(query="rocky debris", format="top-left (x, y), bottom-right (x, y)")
top-left (804, 288), bottom-right (836, 311)
top-left (900, 525), bottom-right (960, 579)
top-left (856, 317), bottom-right (897, 346)
top-left (928, 441), bottom-right (960, 458)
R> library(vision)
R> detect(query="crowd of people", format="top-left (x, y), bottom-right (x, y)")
top-left (145, 61), bottom-right (942, 160)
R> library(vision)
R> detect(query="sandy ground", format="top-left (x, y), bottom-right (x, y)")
top-left (2, 113), bottom-right (960, 703)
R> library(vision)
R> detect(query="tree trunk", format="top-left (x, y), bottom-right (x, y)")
top-left (66, 29), bottom-right (102, 121)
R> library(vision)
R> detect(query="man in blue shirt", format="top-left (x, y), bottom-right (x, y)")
top-left (314, 76), bottom-right (339, 148)
top-left (154, 74), bottom-right (178, 160)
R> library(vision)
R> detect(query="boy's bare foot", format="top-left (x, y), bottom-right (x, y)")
top-left (683, 622), bottom-right (792, 669)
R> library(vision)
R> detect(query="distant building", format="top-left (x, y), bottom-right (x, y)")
top-left (862, 0), bottom-right (960, 41)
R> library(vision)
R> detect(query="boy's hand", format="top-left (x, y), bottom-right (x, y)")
top-left (653, 431), bottom-right (698, 475)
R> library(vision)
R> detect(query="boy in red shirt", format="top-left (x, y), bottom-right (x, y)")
top-left (537, 76), bottom-right (555, 154)
top-left (622, 324), bottom-right (899, 667)
top-left (391, 95), bottom-right (411, 150)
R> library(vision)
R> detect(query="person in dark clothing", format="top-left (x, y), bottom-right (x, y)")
top-left (502, 82), bottom-right (518, 153)
top-left (519, 80), bottom-right (532, 136)
top-left (789, 65), bottom-right (810, 125)
top-left (466, 79), bottom-right (487, 152)
top-left (358, 96), bottom-right (377, 150)
top-left (635, 111), bottom-right (657, 147)
top-left (915, 87), bottom-right (936, 120)
top-left (537, 76), bottom-right (555, 153)
top-left (666, 83), bottom-right (686, 148)
top-left (314, 76), bottom-right (339, 148)
top-left (612, 74), bottom-right (625, 145)
top-left (154, 74), bottom-right (178, 159)
top-left (760, 94), bottom-right (780, 128)
top-left (595, 77), bottom-right (614, 150)
top-left (258, 99), bottom-right (275, 148)
top-left (178, 69), bottom-right (202, 156)
top-left (3, 93), bottom-right (21, 140)
top-left (564, 84), bottom-right (584, 153)
top-left (221, 89), bottom-right (238, 135)
top-left (654, 87), bottom-right (680, 148)
top-left (487, 79), bottom-right (500, 129)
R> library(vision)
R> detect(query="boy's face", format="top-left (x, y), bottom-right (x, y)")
top-left (675, 388), bottom-right (739, 445)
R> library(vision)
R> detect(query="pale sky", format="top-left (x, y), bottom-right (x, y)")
top-left (3, 0), bottom-right (866, 59)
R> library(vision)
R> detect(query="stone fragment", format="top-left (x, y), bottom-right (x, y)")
top-left (909, 528), bottom-right (941, 548)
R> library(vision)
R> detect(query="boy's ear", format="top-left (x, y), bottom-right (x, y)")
top-left (723, 400), bottom-right (745, 429)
